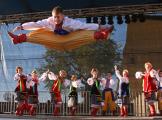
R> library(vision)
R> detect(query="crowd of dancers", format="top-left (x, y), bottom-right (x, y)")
top-left (13, 62), bottom-right (162, 117)
top-left (6, 4), bottom-right (162, 118)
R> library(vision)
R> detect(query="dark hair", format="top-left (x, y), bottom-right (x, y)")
top-left (107, 72), bottom-right (112, 76)
top-left (52, 6), bottom-right (63, 14)
top-left (16, 66), bottom-right (23, 73)
top-left (107, 71), bottom-right (112, 74)
top-left (91, 68), bottom-right (98, 75)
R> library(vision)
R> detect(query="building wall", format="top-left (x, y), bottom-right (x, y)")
top-left (123, 19), bottom-right (162, 92)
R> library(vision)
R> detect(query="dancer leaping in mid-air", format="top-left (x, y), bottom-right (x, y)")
top-left (8, 6), bottom-right (113, 51)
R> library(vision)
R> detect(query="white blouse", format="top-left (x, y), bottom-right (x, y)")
top-left (115, 70), bottom-right (129, 96)
top-left (39, 71), bottom-right (70, 87)
top-left (100, 77), bottom-right (117, 91)
top-left (71, 79), bottom-right (85, 88)
top-left (22, 16), bottom-right (99, 31)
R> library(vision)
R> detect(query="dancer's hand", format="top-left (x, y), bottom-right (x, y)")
top-left (13, 26), bottom-right (23, 32)
top-left (46, 69), bottom-right (50, 74)
top-left (114, 65), bottom-right (118, 70)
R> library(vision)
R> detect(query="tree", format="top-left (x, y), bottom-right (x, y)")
top-left (38, 38), bottom-right (121, 90)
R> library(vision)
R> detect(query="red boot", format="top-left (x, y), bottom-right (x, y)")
top-left (160, 110), bottom-right (162, 116)
top-left (91, 108), bottom-right (95, 116)
top-left (123, 106), bottom-right (128, 117)
top-left (91, 107), bottom-right (98, 116)
top-left (111, 111), bottom-right (115, 116)
top-left (94, 26), bottom-right (114, 40)
top-left (53, 107), bottom-right (60, 116)
top-left (8, 32), bottom-right (27, 44)
top-left (19, 102), bottom-right (26, 115)
top-left (15, 104), bottom-right (22, 116)
top-left (70, 107), bottom-right (76, 116)
top-left (15, 102), bottom-right (26, 116)
top-left (26, 104), bottom-right (32, 112)
top-left (29, 106), bottom-right (36, 116)
top-left (149, 104), bottom-right (156, 117)
top-left (72, 108), bottom-right (76, 116)
top-left (120, 106), bottom-right (124, 117)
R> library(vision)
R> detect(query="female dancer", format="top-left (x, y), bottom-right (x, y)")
top-left (114, 65), bottom-right (129, 117)
top-left (27, 70), bottom-right (39, 116)
top-left (40, 70), bottom-right (70, 116)
top-left (135, 62), bottom-right (157, 116)
top-left (87, 68), bottom-right (102, 116)
top-left (14, 66), bottom-right (28, 116)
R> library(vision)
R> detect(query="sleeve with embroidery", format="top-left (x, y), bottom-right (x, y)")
top-left (67, 18), bottom-right (99, 31)
top-left (22, 18), bottom-right (51, 30)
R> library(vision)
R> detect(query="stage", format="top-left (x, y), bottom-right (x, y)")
top-left (0, 115), bottom-right (161, 120)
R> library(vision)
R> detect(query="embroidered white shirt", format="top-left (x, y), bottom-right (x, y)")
top-left (22, 16), bottom-right (99, 31)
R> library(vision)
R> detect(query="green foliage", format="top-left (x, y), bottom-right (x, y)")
top-left (38, 39), bottom-right (121, 80)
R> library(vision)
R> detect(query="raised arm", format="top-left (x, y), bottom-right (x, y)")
top-left (13, 17), bottom-right (52, 31)
top-left (67, 18), bottom-right (99, 31)
top-left (26, 74), bottom-right (32, 82)
top-left (14, 73), bottom-right (20, 81)
top-left (39, 70), bottom-right (58, 82)
top-left (135, 71), bottom-right (144, 79)
top-left (72, 79), bottom-right (85, 88)
top-left (48, 72), bottom-right (58, 80)
top-left (87, 78), bottom-right (94, 86)
top-left (114, 65), bottom-right (122, 81)
top-left (39, 72), bottom-right (48, 82)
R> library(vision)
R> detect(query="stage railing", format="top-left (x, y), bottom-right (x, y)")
top-left (0, 91), bottom-right (158, 116)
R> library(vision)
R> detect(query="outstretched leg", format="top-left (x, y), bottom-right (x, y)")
top-left (94, 26), bottom-right (114, 40)
top-left (8, 32), bottom-right (27, 44)
top-left (8, 26), bottom-right (114, 51)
